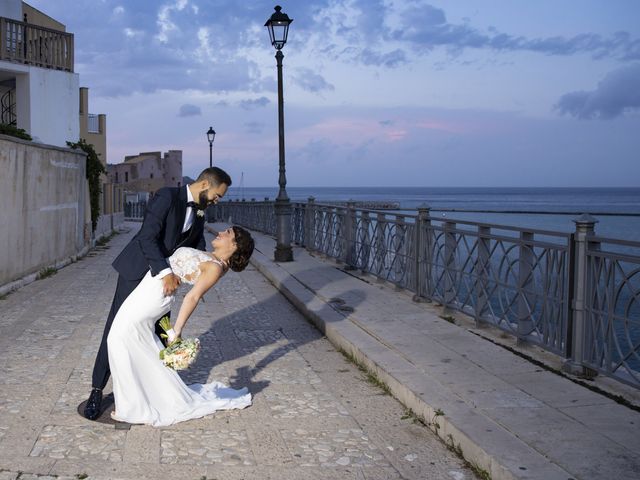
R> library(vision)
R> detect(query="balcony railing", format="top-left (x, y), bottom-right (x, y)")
top-left (0, 17), bottom-right (74, 72)
top-left (87, 114), bottom-right (100, 133)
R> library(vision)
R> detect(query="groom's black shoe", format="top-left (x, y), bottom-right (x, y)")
top-left (84, 388), bottom-right (103, 420)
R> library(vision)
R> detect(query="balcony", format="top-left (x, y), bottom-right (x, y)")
top-left (0, 17), bottom-right (73, 72)
top-left (87, 113), bottom-right (100, 133)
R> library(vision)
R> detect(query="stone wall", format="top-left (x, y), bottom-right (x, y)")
top-left (94, 212), bottom-right (125, 240)
top-left (0, 135), bottom-right (91, 291)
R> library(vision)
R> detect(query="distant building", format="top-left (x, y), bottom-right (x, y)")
top-left (0, 1), bottom-right (78, 146)
top-left (77, 86), bottom-right (123, 230)
top-left (107, 150), bottom-right (183, 195)
top-left (0, 0), bottom-right (123, 236)
top-left (79, 87), bottom-right (106, 165)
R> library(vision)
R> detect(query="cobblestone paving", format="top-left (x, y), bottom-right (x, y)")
top-left (0, 224), bottom-right (477, 480)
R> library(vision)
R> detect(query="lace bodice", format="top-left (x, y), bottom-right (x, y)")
top-left (168, 247), bottom-right (225, 285)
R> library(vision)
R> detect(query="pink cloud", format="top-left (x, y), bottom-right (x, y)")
top-left (415, 120), bottom-right (466, 133)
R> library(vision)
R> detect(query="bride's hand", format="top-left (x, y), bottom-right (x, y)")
top-left (172, 328), bottom-right (183, 343)
top-left (162, 273), bottom-right (181, 296)
top-left (166, 329), bottom-right (177, 343)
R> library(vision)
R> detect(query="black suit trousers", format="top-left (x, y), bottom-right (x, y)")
top-left (91, 274), bottom-right (141, 390)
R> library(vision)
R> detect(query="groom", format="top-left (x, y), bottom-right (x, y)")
top-left (83, 166), bottom-right (232, 420)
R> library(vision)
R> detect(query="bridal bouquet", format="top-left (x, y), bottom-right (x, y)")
top-left (158, 316), bottom-right (201, 370)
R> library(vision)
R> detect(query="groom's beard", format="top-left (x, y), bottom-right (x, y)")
top-left (198, 191), bottom-right (210, 208)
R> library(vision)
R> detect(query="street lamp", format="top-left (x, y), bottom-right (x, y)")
top-left (265, 5), bottom-right (293, 262)
top-left (206, 126), bottom-right (216, 168)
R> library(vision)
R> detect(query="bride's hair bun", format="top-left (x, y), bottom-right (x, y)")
top-left (229, 226), bottom-right (254, 272)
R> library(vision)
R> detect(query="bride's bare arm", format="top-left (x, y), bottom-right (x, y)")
top-left (173, 262), bottom-right (224, 337)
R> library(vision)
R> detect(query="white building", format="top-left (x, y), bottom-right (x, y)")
top-left (0, 0), bottom-right (79, 147)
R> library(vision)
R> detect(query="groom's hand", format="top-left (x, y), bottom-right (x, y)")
top-left (162, 273), bottom-right (181, 296)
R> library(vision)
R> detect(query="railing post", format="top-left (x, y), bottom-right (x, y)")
top-left (563, 214), bottom-right (599, 377)
top-left (517, 231), bottom-right (535, 345)
top-left (412, 204), bottom-right (430, 302)
top-left (360, 211), bottom-right (371, 274)
top-left (261, 197), bottom-right (269, 234)
top-left (375, 212), bottom-right (386, 280)
top-left (393, 214), bottom-right (406, 288)
top-left (475, 225), bottom-right (491, 325)
top-left (443, 221), bottom-right (457, 312)
top-left (305, 196), bottom-right (315, 252)
top-left (344, 200), bottom-right (356, 269)
top-left (295, 202), bottom-right (304, 246)
top-left (0, 19), bottom-right (6, 61)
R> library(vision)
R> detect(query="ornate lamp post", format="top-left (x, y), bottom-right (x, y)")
top-left (206, 126), bottom-right (216, 168)
top-left (265, 5), bottom-right (293, 262)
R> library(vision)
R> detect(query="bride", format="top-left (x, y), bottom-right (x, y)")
top-left (107, 226), bottom-right (255, 426)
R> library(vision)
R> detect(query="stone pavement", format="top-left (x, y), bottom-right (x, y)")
top-left (0, 223), bottom-right (475, 480)
top-left (208, 222), bottom-right (640, 480)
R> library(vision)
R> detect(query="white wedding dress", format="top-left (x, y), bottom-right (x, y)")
top-left (107, 247), bottom-right (251, 426)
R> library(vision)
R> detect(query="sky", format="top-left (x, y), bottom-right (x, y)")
top-left (28, 0), bottom-right (640, 187)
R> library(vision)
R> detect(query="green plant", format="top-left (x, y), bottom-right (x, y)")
top-left (0, 123), bottom-right (32, 140)
top-left (37, 267), bottom-right (57, 280)
top-left (67, 139), bottom-right (105, 232)
top-left (440, 314), bottom-right (456, 324)
top-left (443, 434), bottom-right (492, 480)
top-left (365, 371), bottom-right (391, 395)
top-left (95, 230), bottom-right (118, 247)
top-left (336, 347), bottom-right (391, 395)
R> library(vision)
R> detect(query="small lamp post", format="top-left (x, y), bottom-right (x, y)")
top-left (206, 126), bottom-right (216, 168)
top-left (265, 5), bottom-right (293, 262)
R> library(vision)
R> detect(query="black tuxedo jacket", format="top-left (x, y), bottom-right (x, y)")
top-left (112, 186), bottom-right (206, 281)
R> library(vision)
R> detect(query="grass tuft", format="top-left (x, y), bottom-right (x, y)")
top-left (95, 230), bottom-right (118, 247)
top-left (439, 314), bottom-right (456, 324)
top-left (36, 267), bottom-right (57, 280)
top-left (336, 347), bottom-right (391, 395)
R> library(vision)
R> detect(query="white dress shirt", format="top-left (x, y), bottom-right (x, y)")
top-left (182, 186), bottom-right (196, 233)
top-left (157, 185), bottom-right (194, 279)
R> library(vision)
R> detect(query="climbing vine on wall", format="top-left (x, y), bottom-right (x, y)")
top-left (0, 123), bottom-right (32, 141)
top-left (67, 139), bottom-right (105, 232)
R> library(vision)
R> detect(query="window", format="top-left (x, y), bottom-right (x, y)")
top-left (150, 173), bottom-right (154, 179)
top-left (115, 172), bottom-right (118, 183)
top-left (125, 172), bottom-right (129, 182)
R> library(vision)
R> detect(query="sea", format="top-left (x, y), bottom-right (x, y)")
top-left (224, 186), bottom-right (640, 241)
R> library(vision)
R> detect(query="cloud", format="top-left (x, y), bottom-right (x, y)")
top-left (293, 68), bottom-right (335, 93)
top-left (291, 138), bottom-right (336, 164)
top-left (244, 121), bottom-right (265, 134)
top-left (239, 97), bottom-right (270, 110)
top-left (389, 3), bottom-right (640, 62)
top-left (27, 0), bottom-right (640, 106)
top-left (32, 0), bottom-right (271, 96)
top-left (555, 64), bottom-right (640, 119)
top-left (178, 103), bottom-right (201, 117)
top-left (359, 48), bottom-right (407, 67)
top-left (156, 0), bottom-right (189, 43)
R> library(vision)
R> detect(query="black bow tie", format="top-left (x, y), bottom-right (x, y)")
top-left (186, 201), bottom-right (201, 210)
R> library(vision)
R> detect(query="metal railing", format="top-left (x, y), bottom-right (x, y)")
top-left (124, 201), bottom-right (146, 220)
top-left (580, 236), bottom-right (640, 386)
top-left (212, 199), bottom-right (640, 388)
top-left (0, 17), bottom-right (74, 72)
